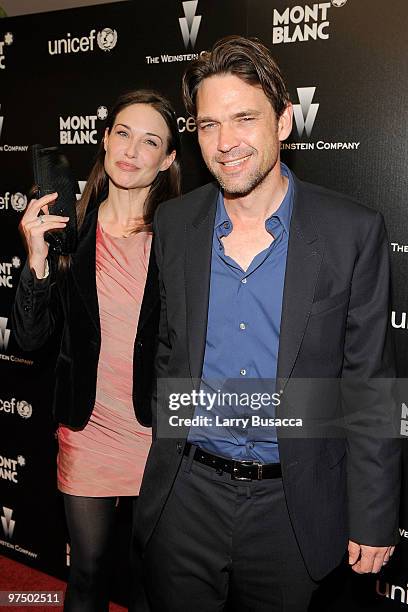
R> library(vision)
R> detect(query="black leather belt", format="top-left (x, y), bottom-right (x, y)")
top-left (184, 442), bottom-right (282, 481)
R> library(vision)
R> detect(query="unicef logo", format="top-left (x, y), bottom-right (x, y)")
top-left (331, 0), bottom-right (347, 6)
top-left (97, 28), bottom-right (117, 52)
top-left (17, 401), bottom-right (32, 419)
top-left (11, 192), bottom-right (27, 212)
top-left (97, 106), bottom-right (108, 120)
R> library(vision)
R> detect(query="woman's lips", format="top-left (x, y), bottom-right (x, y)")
top-left (116, 161), bottom-right (139, 172)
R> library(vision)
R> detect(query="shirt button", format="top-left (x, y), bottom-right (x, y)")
top-left (248, 442), bottom-right (254, 449)
top-left (223, 222), bottom-right (230, 229)
top-left (239, 322), bottom-right (246, 330)
top-left (241, 278), bottom-right (247, 284)
top-left (240, 369), bottom-right (247, 376)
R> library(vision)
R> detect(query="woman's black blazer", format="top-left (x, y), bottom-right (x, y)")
top-left (11, 207), bottom-right (159, 428)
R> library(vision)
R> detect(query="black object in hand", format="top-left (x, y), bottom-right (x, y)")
top-left (31, 144), bottom-right (78, 254)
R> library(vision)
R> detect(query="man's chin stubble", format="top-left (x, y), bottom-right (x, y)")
top-left (212, 169), bottom-right (269, 198)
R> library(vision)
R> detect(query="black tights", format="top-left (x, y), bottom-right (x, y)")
top-left (63, 494), bottom-right (117, 612)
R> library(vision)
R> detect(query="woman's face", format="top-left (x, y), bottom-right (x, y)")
top-left (103, 103), bottom-right (176, 191)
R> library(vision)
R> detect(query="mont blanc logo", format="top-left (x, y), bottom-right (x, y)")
top-left (0, 192), bottom-right (28, 212)
top-left (0, 454), bottom-right (26, 484)
top-left (282, 86), bottom-right (361, 152)
top-left (0, 32), bottom-right (13, 69)
top-left (97, 105), bottom-right (108, 120)
top-left (272, 2), bottom-right (347, 45)
top-left (48, 28), bottom-right (118, 56)
top-left (1, 507), bottom-right (15, 539)
top-left (293, 87), bottom-right (319, 137)
top-left (179, 1), bottom-right (202, 49)
top-left (0, 255), bottom-right (21, 288)
top-left (97, 28), bottom-right (117, 52)
top-left (0, 317), bottom-right (10, 351)
top-left (59, 108), bottom-right (106, 145)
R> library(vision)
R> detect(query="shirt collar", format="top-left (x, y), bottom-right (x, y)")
top-left (215, 162), bottom-right (294, 236)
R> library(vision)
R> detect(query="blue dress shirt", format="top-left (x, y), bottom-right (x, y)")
top-left (188, 163), bottom-right (294, 463)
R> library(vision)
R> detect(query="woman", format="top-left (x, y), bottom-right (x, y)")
top-left (12, 90), bottom-right (181, 611)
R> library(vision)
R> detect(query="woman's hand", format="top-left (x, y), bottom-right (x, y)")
top-left (19, 192), bottom-right (69, 278)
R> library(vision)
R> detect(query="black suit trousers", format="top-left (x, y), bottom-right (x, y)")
top-left (143, 448), bottom-right (322, 612)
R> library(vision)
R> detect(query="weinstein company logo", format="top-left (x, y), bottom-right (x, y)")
top-left (146, 1), bottom-right (204, 65)
top-left (0, 317), bottom-right (34, 366)
top-left (272, 1), bottom-right (348, 45)
top-left (0, 105), bottom-right (29, 153)
top-left (0, 506), bottom-right (38, 559)
top-left (1, 507), bottom-right (15, 539)
top-left (281, 87), bottom-right (361, 152)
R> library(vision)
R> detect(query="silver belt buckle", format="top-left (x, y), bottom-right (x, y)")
top-left (232, 460), bottom-right (262, 481)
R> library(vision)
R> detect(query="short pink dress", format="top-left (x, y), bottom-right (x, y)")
top-left (57, 222), bottom-right (152, 497)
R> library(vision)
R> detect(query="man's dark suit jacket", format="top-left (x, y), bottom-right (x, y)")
top-left (136, 174), bottom-right (401, 581)
top-left (12, 206), bottom-right (159, 429)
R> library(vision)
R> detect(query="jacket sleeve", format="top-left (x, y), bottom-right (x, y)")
top-left (11, 257), bottom-right (62, 352)
top-left (342, 211), bottom-right (401, 546)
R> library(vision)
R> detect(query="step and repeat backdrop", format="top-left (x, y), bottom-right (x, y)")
top-left (0, 0), bottom-right (407, 608)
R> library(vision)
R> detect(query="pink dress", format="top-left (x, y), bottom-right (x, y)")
top-left (57, 223), bottom-right (152, 496)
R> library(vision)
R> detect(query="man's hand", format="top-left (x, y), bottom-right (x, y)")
top-left (348, 540), bottom-right (395, 573)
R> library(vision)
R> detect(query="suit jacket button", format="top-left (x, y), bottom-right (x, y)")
top-left (176, 442), bottom-right (182, 454)
top-left (136, 340), bottom-right (143, 348)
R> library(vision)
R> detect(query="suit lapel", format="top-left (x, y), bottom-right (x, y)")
top-left (70, 208), bottom-right (100, 334)
top-left (277, 178), bottom-right (324, 389)
top-left (184, 184), bottom-right (218, 382)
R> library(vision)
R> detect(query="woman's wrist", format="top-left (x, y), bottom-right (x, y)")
top-left (29, 256), bottom-right (49, 280)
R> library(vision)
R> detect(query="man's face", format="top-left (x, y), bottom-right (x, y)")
top-left (196, 74), bottom-right (292, 197)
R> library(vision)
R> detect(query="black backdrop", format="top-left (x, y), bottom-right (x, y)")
top-left (1, 0), bottom-right (407, 608)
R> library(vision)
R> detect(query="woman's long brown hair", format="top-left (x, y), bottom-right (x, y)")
top-left (60, 89), bottom-right (181, 269)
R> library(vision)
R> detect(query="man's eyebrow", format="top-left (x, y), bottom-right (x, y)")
top-left (196, 109), bottom-right (262, 123)
top-left (231, 109), bottom-right (262, 119)
top-left (196, 116), bottom-right (217, 124)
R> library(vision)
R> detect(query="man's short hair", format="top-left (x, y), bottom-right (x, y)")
top-left (182, 35), bottom-right (291, 118)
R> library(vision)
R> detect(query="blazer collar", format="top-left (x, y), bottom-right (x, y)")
top-left (276, 175), bottom-right (323, 388)
top-left (185, 183), bottom-right (218, 382)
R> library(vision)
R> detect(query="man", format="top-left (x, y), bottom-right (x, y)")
top-left (135, 36), bottom-right (400, 611)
